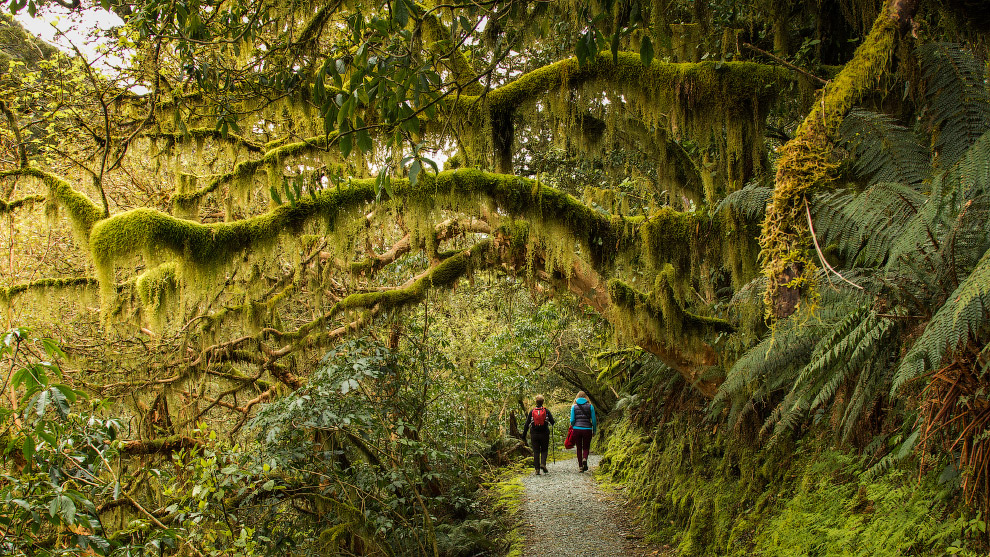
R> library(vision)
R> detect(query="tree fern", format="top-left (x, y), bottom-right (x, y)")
top-left (718, 180), bottom-right (773, 220)
top-left (918, 43), bottom-right (990, 169)
top-left (894, 248), bottom-right (990, 391)
top-left (839, 109), bottom-right (929, 187)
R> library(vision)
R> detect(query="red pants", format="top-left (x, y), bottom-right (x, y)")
top-left (572, 428), bottom-right (593, 466)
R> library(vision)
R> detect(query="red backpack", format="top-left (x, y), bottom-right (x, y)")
top-left (532, 407), bottom-right (547, 426)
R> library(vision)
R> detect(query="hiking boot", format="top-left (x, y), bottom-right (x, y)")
top-left (534, 471), bottom-right (541, 476)
top-left (541, 466), bottom-right (549, 473)
top-left (582, 463), bottom-right (589, 472)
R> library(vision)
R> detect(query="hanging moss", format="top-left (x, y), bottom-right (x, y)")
top-left (335, 241), bottom-right (490, 313)
top-left (639, 207), bottom-right (719, 279)
top-left (608, 275), bottom-right (734, 342)
top-left (0, 276), bottom-right (98, 305)
top-left (91, 175), bottom-right (379, 303)
top-left (0, 194), bottom-right (44, 215)
top-left (171, 132), bottom-right (338, 209)
top-left (148, 128), bottom-right (265, 154)
top-left (2, 167), bottom-right (105, 241)
top-left (135, 262), bottom-right (180, 329)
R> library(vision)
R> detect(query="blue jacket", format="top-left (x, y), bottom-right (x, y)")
top-left (570, 398), bottom-right (596, 432)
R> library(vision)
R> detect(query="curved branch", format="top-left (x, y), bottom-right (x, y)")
top-left (147, 128), bottom-right (266, 153)
top-left (170, 132), bottom-right (338, 207)
top-left (0, 167), bottom-right (103, 240)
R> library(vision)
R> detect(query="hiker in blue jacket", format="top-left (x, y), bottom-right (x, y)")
top-left (570, 391), bottom-right (597, 472)
top-left (523, 395), bottom-right (555, 475)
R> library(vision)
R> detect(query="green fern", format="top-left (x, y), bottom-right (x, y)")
top-left (894, 247), bottom-right (990, 391)
top-left (918, 43), bottom-right (990, 168)
top-left (839, 109), bottom-right (929, 187)
top-left (718, 181), bottom-right (773, 220)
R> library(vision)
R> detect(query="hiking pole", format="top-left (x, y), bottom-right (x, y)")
top-left (551, 423), bottom-right (556, 465)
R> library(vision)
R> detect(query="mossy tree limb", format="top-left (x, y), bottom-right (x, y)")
top-left (146, 128), bottom-right (266, 153)
top-left (0, 99), bottom-right (28, 168)
top-left (331, 240), bottom-right (491, 315)
top-left (456, 52), bottom-right (790, 115)
top-left (0, 194), bottom-right (44, 215)
top-left (1, 167), bottom-right (105, 241)
top-left (96, 167), bottom-right (741, 308)
top-left (0, 276), bottom-right (98, 304)
top-left (170, 132), bottom-right (338, 208)
top-left (761, 0), bottom-right (918, 318)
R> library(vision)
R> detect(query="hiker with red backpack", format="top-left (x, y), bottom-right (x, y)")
top-left (522, 395), bottom-right (556, 476)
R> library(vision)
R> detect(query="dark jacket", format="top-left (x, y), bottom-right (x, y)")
top-left (570, 398), bottom-right (596, 432)
top-left (523, 406), bottom-right (556, 439)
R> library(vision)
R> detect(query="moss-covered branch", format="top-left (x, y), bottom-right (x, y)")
top-left (332, 240), bottom-right (490, 314)
top-left (120, 435), bottom-right (204, 455)
top-left (0, 276), bottom-right (98, 304)
top-left (148, 128), bottom-right (265, 153)
top-left (761, 1), bottom-right (917, 318)
top-left (0, 194), bottom-right (44, 215)
top-left (0, 99), bottom-right (28, 168)
top-left (608, 272), bottom-right (735, 340)
top-left (94, 167), bottom-right (747, 303)
top-left (456, 51), bottom-right (790, 114)
top-left (420, 8), bottom-right (485, 96)
top-left (171, 132), bottom-right (338, 208)
top-left (0, 167), bottom-right (105, 240)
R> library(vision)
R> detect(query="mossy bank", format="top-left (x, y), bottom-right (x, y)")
top-left (597, 415), bottom-right (986, 556)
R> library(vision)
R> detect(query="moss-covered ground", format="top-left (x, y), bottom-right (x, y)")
top-left (596, 416), bottom-right (986, 556)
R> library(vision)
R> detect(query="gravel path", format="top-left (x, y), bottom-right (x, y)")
top-left (519, 453), bottom-right (670, 557)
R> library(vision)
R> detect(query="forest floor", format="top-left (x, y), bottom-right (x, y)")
top-left (517, 453), bottom-right (675, 556)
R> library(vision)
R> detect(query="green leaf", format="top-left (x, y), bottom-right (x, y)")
top-left (22, 434), bottom-right (35, 462)
top-left (408, 159), bottom-right (422, 187)
top-left (60, 495), bottom-right (76, 524)
top-left (393, 0), bottom-right (409, 28)
top-left (640, 35), bottom-right (654, 66)
top-left (35, 389), bottom-right (50, 417)
top-left (270, 185), bottom-right (283, 205)
top-left (49, 387), bottom-right (70, 418)
top-left (339, 131), bottom-right (353, 158)
top-left (41, 338), bottom-right (66, 360)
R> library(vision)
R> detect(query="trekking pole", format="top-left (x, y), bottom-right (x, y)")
top-left (551, 424), bottom-right (556, 465)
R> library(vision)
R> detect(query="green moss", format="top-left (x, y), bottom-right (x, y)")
top-left (598, 415), bottom-right (985, 556)
top-left (91, 176), bottom-right (379, 297)
top-left (608, 275), bottom-right (733, 346)
top-left (0, 276), bottom-right (98, 304)
top-left (171, 132), bottom-right (338, 207)
top-left (335, 241), bottom-right (490, 312)
top-left (2, 167), bottom-right (105, 240)
top-left (761, 10), bottom-right (899, 316)
top-left (146, 128), bottom-right (264, 153)
top-left (0, 194), bottom-right (44, 215)
top-left (135, 262), bottom-right (180, 328)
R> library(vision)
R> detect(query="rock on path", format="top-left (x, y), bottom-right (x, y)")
top-left (519, 454), bottom-right (668, 557)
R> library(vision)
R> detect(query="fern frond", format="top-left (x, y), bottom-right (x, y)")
top-left (839, 109), bottom-right (929, 187)
top-left (894, 247), bottom-right (990, 391)
top-left (918, 43), bottom-right (990, 168)
top-left (718, 181), bottom-right (773, 221)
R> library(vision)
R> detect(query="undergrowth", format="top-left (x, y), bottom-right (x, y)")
top-left (597, 416), bottom-right (985, 556)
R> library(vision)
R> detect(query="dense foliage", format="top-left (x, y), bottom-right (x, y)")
top-left (1, 0), bottom-right (989, 554)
